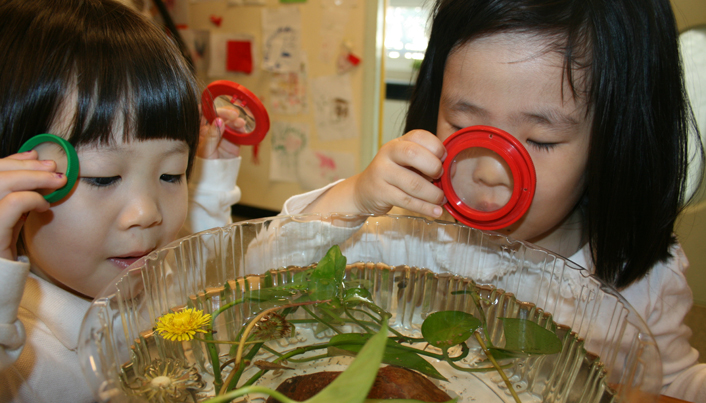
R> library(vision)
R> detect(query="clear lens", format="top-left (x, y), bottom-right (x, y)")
top-left (449, 147), bottom-right (513, 212)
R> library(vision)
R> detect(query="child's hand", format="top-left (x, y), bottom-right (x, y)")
top-left (197, 108), bottom-right (246, 159)
top-left (0, 151), bottom-right (67, 261)
top-left (303, 130), bottom-right (447, 218)
top-left (352, 130), bottom-right (446, 216)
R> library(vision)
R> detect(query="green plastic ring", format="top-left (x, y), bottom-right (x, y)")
top-left (18, 134), bottom-right (79, 203)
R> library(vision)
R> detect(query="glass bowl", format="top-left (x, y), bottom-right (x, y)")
top-left (78, 214), bottom-right (661, 402)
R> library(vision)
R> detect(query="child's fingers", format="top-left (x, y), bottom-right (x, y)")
top-left (197, 118), bottom-right (223, 159)
top-left (386, 137), bottom-right (445, 180)
top-left (218, 108), bottom-right (247, 132)
top-left (5, 150), bottom-right (41, 161)
top-left (400, 130), bottom-right (447, 160)
top-left (385, 164), bottom-right (445, 206)
top-left (0, 153), bottom-right (57, 173)
top-left (0, 191), bottom-right (51, 261)
top-left (217, 108), bottom-right (240, 122)
top-left (383, 184), bottom-right (445, 218)
top-left (354, 156), bottom-right (444, 217)
top-left (197, 117), bottom-right (242, 159)
top-left (217, 138), bottom-right (241, 158)
top-left (0, 170), bottom-right (67, 200)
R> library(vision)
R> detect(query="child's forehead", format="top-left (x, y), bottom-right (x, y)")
top-left (465, 32), bottom-right (567, 62)
top-left (460, 32), bottom-right (590, 100)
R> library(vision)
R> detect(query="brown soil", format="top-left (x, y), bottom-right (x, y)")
top-left (265, 365), bottom-right (452, 402)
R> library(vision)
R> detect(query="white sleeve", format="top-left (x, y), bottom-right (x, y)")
top-left (0, 257), bottom-right (29, 370)
top-left (184, 156), bottom-right (242, 235)
top-left (664, 363), bottom-right (706, 402)
top-left (280, 180), bottom-right (344, 215)
top-left (656, 248), bottom-right (706, 402)
top-left (621, 245), bottom-right (706, 401)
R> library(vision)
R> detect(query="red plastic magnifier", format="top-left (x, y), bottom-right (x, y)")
top-left (434, 126), bottom-right (536, 230)
top-left (201, 80), bottom-right (270, 146)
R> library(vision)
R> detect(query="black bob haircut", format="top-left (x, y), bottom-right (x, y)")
top-left (0, 0), bottom-right (200, 174)
top-left (406, 0), bottom-right (702, 288)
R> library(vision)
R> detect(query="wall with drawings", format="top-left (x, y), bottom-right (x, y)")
top-left (176, 0), bottom-right (375, 212)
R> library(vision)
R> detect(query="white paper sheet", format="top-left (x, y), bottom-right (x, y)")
top-left (269, 60), bottom-right (309, 115)
top-left (269, 121), bottom-right (309, 182)
top-left (311, 74), bottom-right (359, 141)
top-left (261, 6), bottom-right (303, 73)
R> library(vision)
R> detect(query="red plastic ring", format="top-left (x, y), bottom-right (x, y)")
top-left (434, 126), bottom-right (536, 230)
top-left (201, 80), bottom-right (270, 146)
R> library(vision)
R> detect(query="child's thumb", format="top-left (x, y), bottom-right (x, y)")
top-left (198, 118), bottom-right (224, 159)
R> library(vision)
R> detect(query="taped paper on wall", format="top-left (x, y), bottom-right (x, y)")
top-left (311, 74), bottom-right (359, 141)
top-left (269, 60), bottom-right (308, 115)
top-left (262, 6), bottom-right (303, 73)
top-left (269, 121), bottom-right (309, 182)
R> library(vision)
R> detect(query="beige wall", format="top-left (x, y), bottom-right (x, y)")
top-left (672, 0), bottom-right (706, 306)
top-left (672, 0), bottom-right (706, 31)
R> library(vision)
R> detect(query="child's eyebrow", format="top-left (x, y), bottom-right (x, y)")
top-left (449, 100), bottom-right (580, 127)
top-left (516, 108), bottom-right (580, 128)
top-left (447, 100), bottom-right (492, 120)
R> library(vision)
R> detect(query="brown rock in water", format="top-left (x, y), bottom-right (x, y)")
top-left (265, 366), bottom-right (451, 402)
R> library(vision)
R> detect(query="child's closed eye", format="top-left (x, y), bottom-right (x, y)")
top-left (81, 176), bottom-right (121, 187)
top-left (160, 174), bottom-right (184, 184)
top-left (526, 139), bottom-right (557, 152)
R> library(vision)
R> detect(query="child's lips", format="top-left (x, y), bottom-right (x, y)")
top-left (472, 201), bottom-right (502, 212)
top-left (109, 252), bottom-right (151, 270)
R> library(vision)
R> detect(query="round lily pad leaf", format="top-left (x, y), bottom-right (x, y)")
top-left (421, 311), bottom-right (481, 350)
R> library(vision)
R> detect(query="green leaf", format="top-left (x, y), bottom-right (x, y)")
top-left (343, 286), bottom-right (373, 307)
top-left (289, 245), bottom-right (347, 301)
top-left (328, 334), bottom-right (447, 381)
top-left (421, 311), bottom-right (481, 350)
top-left (305, 321), bottom-right (390, 403)
top-left (309, 245), bottom-right (347, 301)
top-left (314, 245), bottom-right (346, 284)
top-left (499, 318), bottom-right (562, 356)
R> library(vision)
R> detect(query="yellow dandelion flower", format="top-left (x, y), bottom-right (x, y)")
top-left (155, 308), bottom-right (212, 342)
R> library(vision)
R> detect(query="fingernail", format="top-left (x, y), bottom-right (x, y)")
top-left (215, 118), bottom-right (224, 131)
top-left (55, 173), bottom-right (64, 178)
top-left (442, 197), bottom-right (448, 205)
top-left (41, 160), bottom-right (54, 166)
top-left (433, 206), bottom-right (442, 217)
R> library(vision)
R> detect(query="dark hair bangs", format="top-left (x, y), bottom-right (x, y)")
top-left (64, 2), bottom-right (200, 166)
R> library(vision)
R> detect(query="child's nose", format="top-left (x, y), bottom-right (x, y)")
top-left (118, 192), bottom-right (163, 229)
top-left (450, 147), bottom-right (514, 211)
top-left (471, 150), bottom-right (513, 188)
